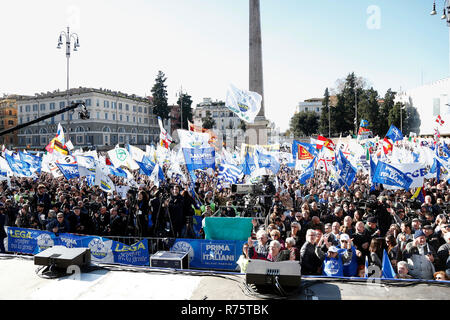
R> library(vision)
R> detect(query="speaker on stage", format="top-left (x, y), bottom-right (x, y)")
top-left (245, 259), bottom-right (302, 288)
top-left (34, 246), bottom-right (91, 269)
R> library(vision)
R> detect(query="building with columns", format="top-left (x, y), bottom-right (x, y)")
top-left (16, 87), bottom-right (159, 150)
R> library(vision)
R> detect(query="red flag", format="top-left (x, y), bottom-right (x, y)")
top-left (316, 135), bottom-right (335, 151)
top-left (105, 157), bottom-right (112, 166)
top-left (298, 145), bottom-right (313, 160)
top-left (383, 137), bottom-right (393, 154)
top-left (436, 115), bottom-right (445, 126)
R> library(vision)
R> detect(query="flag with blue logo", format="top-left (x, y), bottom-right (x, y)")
top-left (225, 83), bottom-right (262, 123)
top-left (372, 160), bottom-right (413, 190)
top-left (381, 249), bottom-right (396, 279)
top-left (386, 124), bottom-right (403, 142)
top-left (335, 150), bottom-right (357, 188)
top-left (55, 163), bottom-right (80, 180)
top-left (19, 151), bottom-right (42, 174)
top-left (5, 154), bottom-right (34, 177)
top-left (298, 157), bottom-right (316, 185)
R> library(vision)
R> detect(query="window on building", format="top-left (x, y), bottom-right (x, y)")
top-left (144, 107), bottom-right (147, 114)
top-left (96, 99), bottom-right (100, 106)
top-left (8, 120), bottom-right (14, 125)
top-left (40, 104), bottom-right (45, 111)
top-left (85, 99), bottom-right (91, 106)
top-left (105, 113), bottom-right (108, 120)
top-left (104, 100), bottom-right (109, 108)
top-left (25, 105), bottom-right (31, 112)
top-left (133, 116), bottom-right (136, 123)
top-left (19, 117), bottom-right (23, 124)
top-left (126, 104), bottom-right (129, 111)
top-left (19, 106), bottom-right (23, 113)
top-left (8, 110), bottom-right (12, 116)
top-left (138, 106), bottom-right (142, 113)
top-left (33, 104), bottom-right (38, 111)
top-left (126, 115), bottom-right (129, 122)
top-left (433, 98), bottom-right (440, 116)
top-left (77, 136), bottom-right (83, 144)
top-left (133, 105), bottom-right (137, 112)
top-left (50, 102), bottom-right (56, 110)
top-left (61, 114), bottom-right (64, 121)
top-left (119, 103), bottom-right (122, 110)
top-left (112, 114), bottom-right (116, 121)
top-left (60, 101), bottom-right (65, 109)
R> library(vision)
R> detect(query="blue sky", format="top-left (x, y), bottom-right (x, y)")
top-left (0, 0), bottom-right (449, 131)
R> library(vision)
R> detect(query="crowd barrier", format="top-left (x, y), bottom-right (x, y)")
top-left (4, 226), bottom-right (246, 271)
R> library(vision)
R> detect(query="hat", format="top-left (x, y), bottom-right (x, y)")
top-left (328, 246), bottom-right (339, 253)
top-left (340, 233), bottom-right (350, 241)
top-left (414, 230), bottom-right (426, 239)
top-left (38, 184), bottom-right (46, 189)
top-left (422, 224), bottom-right (433, 230)
top-left (367, 217), bottom-right (377, 223)
top-left (37, 202), bottom-right (45, 207)
top-left (73, 206), bottom-right (81, 210)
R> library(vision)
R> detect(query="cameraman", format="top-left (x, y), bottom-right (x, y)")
top-left (160, 185), bottom-right (184, 238)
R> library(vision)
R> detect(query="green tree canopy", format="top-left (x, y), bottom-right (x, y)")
top-left (290, 111), bottom-right (319, 137)
top-left (151, 71), bottom-right (170, 120)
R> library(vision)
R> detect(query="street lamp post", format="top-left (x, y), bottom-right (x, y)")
top-left (57, 26), bottom-right (80, 142)
top-left (177, 86), bottom-right (183, 130)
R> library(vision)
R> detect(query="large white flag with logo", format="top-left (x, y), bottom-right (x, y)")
top-left (177, 129), bottom-right (210, 148)
top-left (225, 83), bottom-right (262, 123)
top-left (107, 147), bottom-right (139, 170)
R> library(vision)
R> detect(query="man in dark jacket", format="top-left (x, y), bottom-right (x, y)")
top-left (46, 212), bottom-right (71, 234)
top-left (300, 229), bottom-right (323, 275)
top-left (31, 184), bottom-right (51, 215)
top-left (68, 206), bottom-right (91, 234)
top-left (107, 207), bottom-right (125, 236)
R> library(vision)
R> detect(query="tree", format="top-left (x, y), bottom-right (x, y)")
top-left (318, 88), bottom-right (331, 136)
top-left (378, 89), bottom-right (396, 136)
top-left (151, 71), bottom-right (170, 120)
top-left (404, 105), bottom-right (421, 135)
top-left (202, 110), bottom-right (216, 129)
top-left (332, 72), bottom-right (366, 136)
top-left (388, 102), bottom-right (407, 132)
top-left (176, 92), bottom-right (193, 130)
top-left (290, 111), bottom-right (319, 137)
top-left (357, 87), bottom-right (380, 135)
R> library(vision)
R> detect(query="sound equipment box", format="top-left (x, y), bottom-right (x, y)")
top-left (150, 251), bottom-right (189, 269)
top-left (34, 246), bottom-right (91, 269)
top-left (245, 259), bottom-right (302, 288)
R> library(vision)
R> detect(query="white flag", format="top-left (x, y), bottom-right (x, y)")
top-left (177, 129), bottom-right (210, 148)
top-left (225, 83), bottom-right (262, 123)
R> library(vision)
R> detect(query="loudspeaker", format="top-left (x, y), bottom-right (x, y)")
top-left (34, 246), bottom-right (91, 269)
top-left (245, 259), bottom-right (302, 288)
top-left (150, 251), bottom-right (189, 269)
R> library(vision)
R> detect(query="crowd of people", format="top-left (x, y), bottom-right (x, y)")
top-left (0, 151), bottom-right (449, 282)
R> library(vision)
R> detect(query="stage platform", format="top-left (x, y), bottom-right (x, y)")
top-left (0, 254), bottom-right (449, 300)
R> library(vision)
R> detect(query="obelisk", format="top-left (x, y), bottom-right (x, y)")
top-left (248, 0), bottom-right (269, 145)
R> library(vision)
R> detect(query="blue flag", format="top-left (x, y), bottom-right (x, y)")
top-left (5, 154), bottom-right (33, 177)
top-left (19, 152), bottom-right (42, 173)
top-left (55, 163), bottom-right (80, 180)
top-left (335, 150), bottom-right (357, 188)
top-left (242, 152), bottom-right (258, 176)
top-left (386, 124), bottom-right (403, 142)
top-left (135, 160), bottom-right (156, 176)
top-left (292, 140), bottom-right (318, 159)
top-left (372, 160), bottom-right (413, 190)
top-left (256, 150), bottom-right (280, 175)
top-left (298, 157), bottom-right (316, 185)
top-left (381, 249), bottom-right (396, 279)
top-left (109, 166), bottom-right (127, 178)
top-left (183, 147), bottom-right (215, 181)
